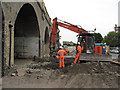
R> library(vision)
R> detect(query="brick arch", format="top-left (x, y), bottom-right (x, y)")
top-left (1, 2), bottom-right (51, 68)
top-left (14, 3), bottom-right (41, 59)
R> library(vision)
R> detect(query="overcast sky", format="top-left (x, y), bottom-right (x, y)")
top-left (44, 0), bottom-right (119, 44)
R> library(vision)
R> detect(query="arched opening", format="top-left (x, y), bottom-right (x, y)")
top-left (44, 27), bottom-right (49, 56)
top-left (14, 4), bottom-right (40, 60)
top-left (44, 27), bottom-right (49, 44)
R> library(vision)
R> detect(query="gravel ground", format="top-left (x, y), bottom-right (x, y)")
top-left (2, 58), bottom-right (120, 88)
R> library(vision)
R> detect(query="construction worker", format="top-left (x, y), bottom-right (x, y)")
top-left (74, 43), bottom-right (83, 64)
top-left (65, 48), bottom-right (69, 54)
top-left (57, 46), bottom-right (68, 68)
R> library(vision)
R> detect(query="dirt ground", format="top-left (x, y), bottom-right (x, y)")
top-left (2, 57), bottom-right (120, 88)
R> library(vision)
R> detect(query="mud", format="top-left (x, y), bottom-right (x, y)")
top-left (2, 58), bottom-right (120, 88)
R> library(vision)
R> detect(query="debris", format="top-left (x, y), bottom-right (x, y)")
top-left (17, 70), bottom-right (26, 76)
top-left (40, 75), bottom-right (43, 78)
top-left (3, 58), bottom-right (119, 88)
top-left (26, 69), bottom-right (32, 74)
top-left (11, 73), bottom-right (16, 77)
top-left (37, 76), bottom-right (40, 79)
top-left (60, 75), bottom-right (67, 79)
top-left (47, 68), bottom-right (50, 70)
top-left (111, 60), bottom-right (120, 65)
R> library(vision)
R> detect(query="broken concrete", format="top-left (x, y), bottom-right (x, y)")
top-left (2, 58), bottom-right (120, 88)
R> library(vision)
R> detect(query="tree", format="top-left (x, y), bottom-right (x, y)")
top-left (93, 33), bottom-right (103, 43)
top-left (102, 31), bottom-right (118, 47)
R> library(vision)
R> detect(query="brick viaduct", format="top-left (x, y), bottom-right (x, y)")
top-left (0, 1), bottom-right (52, 74)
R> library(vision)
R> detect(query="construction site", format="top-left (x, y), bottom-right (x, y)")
top-left (0, 0), bottom-right (120, 89)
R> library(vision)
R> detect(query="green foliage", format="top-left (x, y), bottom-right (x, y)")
top-left (102, 31), bottom-right (119, 47)
top-left (94, 33), bottom-right (103, 43)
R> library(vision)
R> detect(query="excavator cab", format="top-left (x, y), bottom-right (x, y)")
top-left (77, 33), bottom-right (95, 54)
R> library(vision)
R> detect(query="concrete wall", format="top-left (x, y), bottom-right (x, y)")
top-left (44, 27), bottom-right (49, 57)
top-left (1, 1), bottom-right (51, 68)
top-left (14, 37), bottom-right (39, 58)
top-left (0, 2), bottom-right (2, 77)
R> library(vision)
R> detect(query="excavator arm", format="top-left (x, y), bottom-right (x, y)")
top-left (50, 17), bottom-right (92, 56)
top-left (50, 18), bottom-right (87, 45)
top-left (58, 22), bottom-right (87, 34)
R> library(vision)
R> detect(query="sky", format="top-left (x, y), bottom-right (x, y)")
top-left (44, 0), bottom-right (119, 44)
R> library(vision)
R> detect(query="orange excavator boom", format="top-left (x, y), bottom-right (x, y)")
top-left (50, 17), bottom-right (87, 49)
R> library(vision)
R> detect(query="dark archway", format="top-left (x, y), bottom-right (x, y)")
top-left (14, 4), bottom-right (40, 59)
top-left (44, 27), bottom-right (49, 55)
top-left (44, 27), bottom-right (49, 44)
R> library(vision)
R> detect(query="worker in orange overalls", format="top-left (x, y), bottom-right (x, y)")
top-left (74, 43), bottom-right (83, 64)
top-left (57, 46), bottom-right (68, 68)
top-left (65, 48), bottom-right (69, 54)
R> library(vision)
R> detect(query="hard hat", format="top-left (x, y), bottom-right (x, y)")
top-left (59, 46), bottom-right (63, 49)
top-left (78, 42), bottom-right (80, 44)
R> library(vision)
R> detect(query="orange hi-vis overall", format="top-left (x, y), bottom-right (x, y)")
top-left (65, 48), bottom-right (69, 53)
top-left (74, 45), bottom-right (83, 64)
top-left (57, 49), bottom-right (68, 68)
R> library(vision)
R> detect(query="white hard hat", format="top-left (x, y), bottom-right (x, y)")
top-left (59, 46), bottom-right (62, 49)
top-left (78, 42), bottom-right (80, 44)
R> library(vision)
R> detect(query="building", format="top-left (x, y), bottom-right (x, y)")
top-left (0, 1), bottom-right (52, 75)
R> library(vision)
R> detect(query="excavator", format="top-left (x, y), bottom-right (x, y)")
top-left (50, 17), bottom-right (112, 61)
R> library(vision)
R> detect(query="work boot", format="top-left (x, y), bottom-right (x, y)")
top-left (74, 61), bottom-right (76, 64)
top-left (78, 61), bottom-right (80, 64)
top-left (59, 63), bottom-right (62, 68)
